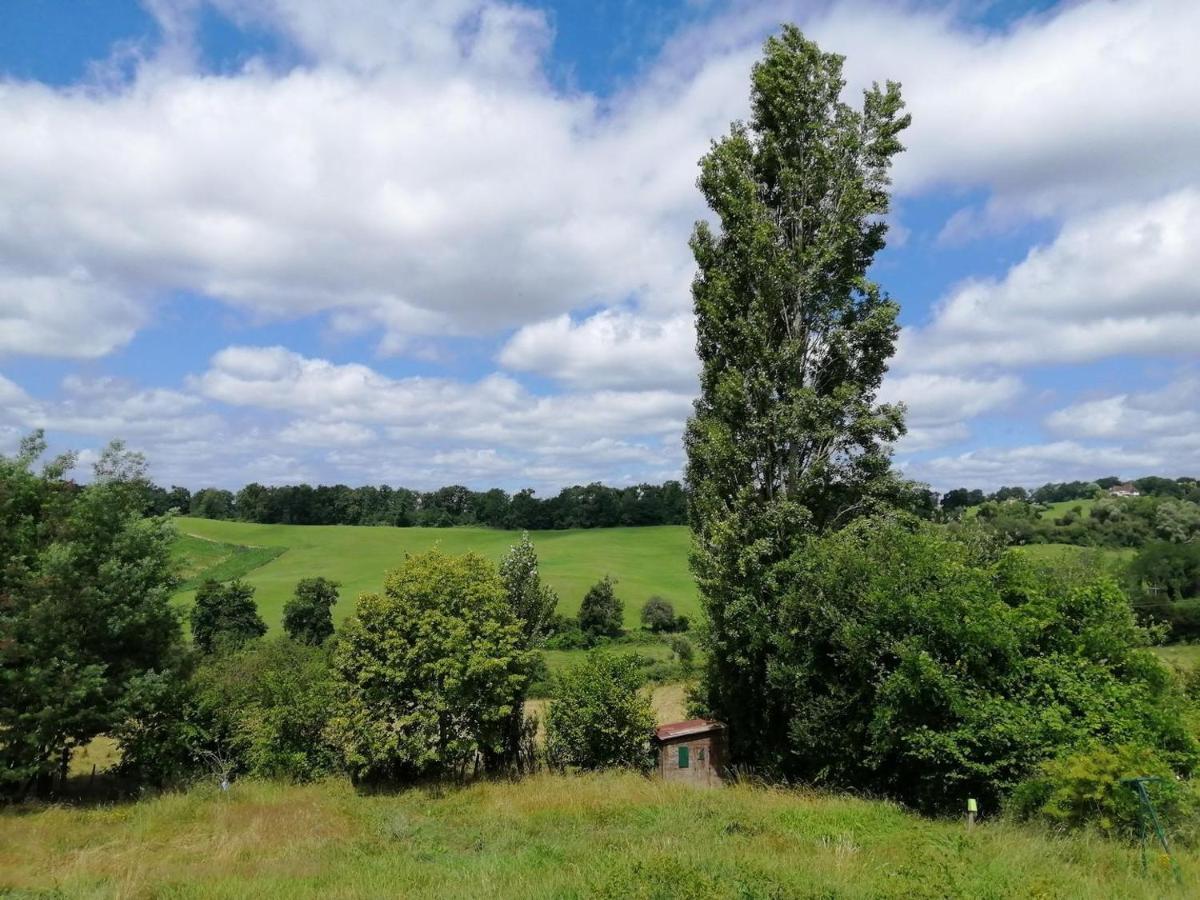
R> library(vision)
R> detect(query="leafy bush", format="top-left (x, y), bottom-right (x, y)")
top-left (640, 596), bottom-right (677, 632)
top-left (545, 652), bottom-right (654, 771)
top-left (190, 579), bottom-right (267, 654)
top-left (1009, 744), bottom-right (1199, 842)
top-left (282, 577), bottom-right (340, 646)
top-left (0, 434), bottom-right (184, 796)
top-left (669, 635), bottom-right (695, 674)
top-left (579, 576), bottom-right (624, 639)
top-left (327, 550), bottom-right (535, 782)
top-left (191, 637), bottom-right (340, 782)
top-left (699, 514), bottom-right (1199, 812)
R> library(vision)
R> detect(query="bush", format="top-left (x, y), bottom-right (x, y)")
top-left (1009, 744), bottom-right (1199, 842)
top-left (669, 635), bottom-right (695, 674)
top-left (545, 652), bottom-right (655, 771)
top-left (327, 550), bottom-right (535, 782)
top-left (282, 577), bottom-right (340, 646)
top-left (640, 596), bottom-right (677, 632)
top-left (579, 576), bottom-right (624, 639)
top-left (190, 579), bottom-right (267, 654)
top-left (699, 515), bottom-right (1200, 812)
top-left (191, 637), bottom-right (340, 782)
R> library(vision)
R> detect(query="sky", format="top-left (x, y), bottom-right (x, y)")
top-left (0, 0), bottom-right (1197, 494)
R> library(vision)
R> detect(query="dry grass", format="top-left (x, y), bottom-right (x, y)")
top-left (2, 773), bottom-right (1194, 898)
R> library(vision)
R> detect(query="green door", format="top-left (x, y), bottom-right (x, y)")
top-left (678, 745), bottom-right (689, 768)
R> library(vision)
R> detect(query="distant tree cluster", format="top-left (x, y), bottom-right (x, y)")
top-left (940, 475), bottom-right (1200, 514)
top-left (159, 481), bottom-right (688, 530)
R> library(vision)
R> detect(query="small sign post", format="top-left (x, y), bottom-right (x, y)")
top-left (966, 798), bottom-right (977, 830)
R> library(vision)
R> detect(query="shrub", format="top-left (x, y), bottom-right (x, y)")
top-left (327, 550), bottom-right (535, 781)
top-left (700, 514), bottom-right (1200, 812)
top-left (640, 596), bottom-right (677, 632)
top-left (191, 637), bottom-right (340, 782)
top-left (545, 652), bottom-right (654, 771)
top-left (190, 579), bottom-right (266, 654)
top-left (1009, 744), bottom-right (1199, 842)
top-left (669, 635), bottom-right (695, 674)
top-left (579, 576), bottom-right (624, 639)
top-left (282, 577), bottom-right (340, 646)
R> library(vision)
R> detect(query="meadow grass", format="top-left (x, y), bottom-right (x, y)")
top-left (1013, 542), bottom-right (1135, 565)
top-left (173, 532), bottom-right (287, 591)
top-left (172, 519), bottom-right (695, 631)
top-left (1154, 644), bottom-right (1200, 671)
top-left (2, 772), bottom-right (1192, 899)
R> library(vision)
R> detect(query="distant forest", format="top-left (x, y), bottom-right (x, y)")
top-left (149, 473), bottom-right (1199, 531)
top-left (939, 475), bottom-right (1200, 511)
top-left (150, 481), bottom-right (688, 530)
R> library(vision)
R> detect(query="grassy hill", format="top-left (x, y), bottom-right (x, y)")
top-left (2, 773), bottom-right (1190, 898)
top-left (173, 518), bottom-right (695, 630)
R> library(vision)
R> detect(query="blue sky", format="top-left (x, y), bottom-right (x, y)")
top-left (0, 0), bottom-right (1197, 493)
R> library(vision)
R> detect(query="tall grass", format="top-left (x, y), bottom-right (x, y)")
top-left (2, 773), bottom-right (1192, 898)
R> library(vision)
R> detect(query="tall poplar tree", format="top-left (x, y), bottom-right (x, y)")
top-left (685, 26), bottom-right (910, 766)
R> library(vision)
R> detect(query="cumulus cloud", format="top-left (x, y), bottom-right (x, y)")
top-left (4, 0), bottom-right (1196, 359)
top-left (1045, 373), bottom-right (1200, 443)
top-left (914, 441), bottom-right (1161, 491)
top-left (0, 273), bottom-right (145, 359)
top-left (880, 372), bottom-right (1022, 452)
top-left (4, 0), bottom-right (1199, 488)
top-left (498, 311), bottom-right (697, 390)
top-left (899, 190), bottom-right (1200, 371)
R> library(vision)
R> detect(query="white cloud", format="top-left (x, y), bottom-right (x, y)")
top-left (1045, 373), bottom-right (1200, 443)
top-left (812, 0), bottom-right (1200, 218)
top-left (914, 440), bottom-right (1161, 491)
top-left (189, 345), bottom-right (691, 487)
top-left (498, 311), bottom-right (697, 390)
top-left (879, 372), bottom-right (1022, 452)
top-left (0, 272), bottom-right (145, 359)
top-left (899, 190), bottom-right (1200, 371)
top-left (5, 0), bottom-right (1194, 360)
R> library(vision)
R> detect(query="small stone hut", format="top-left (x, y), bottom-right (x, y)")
top-left (653, 719), bottom-right (726, 786)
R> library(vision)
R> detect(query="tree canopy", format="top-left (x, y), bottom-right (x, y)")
top-left (0, 433), bottom-right (183, 796)
top-left (327, 550), bottom-right (535, 781)
top-left (685, 26), bottom-right (910, 763)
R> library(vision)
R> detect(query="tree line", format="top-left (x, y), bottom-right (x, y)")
top-left (149, 480), bottom-right (688, 530)
top-left (940, 474), bottom-right (1200, 512)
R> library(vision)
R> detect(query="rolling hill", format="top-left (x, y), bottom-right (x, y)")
top-left (172, 518), bottom-right (696, 630)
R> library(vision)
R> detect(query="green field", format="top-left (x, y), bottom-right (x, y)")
top-left (2, 773), bottom-right (1190, 898)
top-left (173, 518), bottom-right (695, 631)
top-left (1013, 542), bottom-right (1135, 566)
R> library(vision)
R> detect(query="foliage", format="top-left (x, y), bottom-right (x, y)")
top-left (327, 550), bottom-right (534, 781)
top-left (1156, 499), bottom-right (1200, 544)
top-left (500, 532), bottom-right (559, 647)
top-left (496, 533), bottom-right (559, 770)
top-left (191, 637), bottom-right (340, 782)
top-left (189, 579), bottom-right (267, 654)
top-left (0, 433), bottom-right (183, 796)
top-left (747, 515), bottom-right (1198, 812)
top-left (282, 577), bottom-right (340, 646)
top-left (640, 596), bottom-right (677, 632)
top-left (578, 575), bottom-right (624, 639)
top-left (187, 479), bottom-right (688, 529)
top-left (545, 652), bottom-right (655, 772)
top-left (1009, 744), bottom-right (1199, 842)
top-left (685, 27), bottom-right (911, 765)
top-left (1131, 541), bottom-right (1200, 603)
top-left (669, 634), bottom-right (695, 675)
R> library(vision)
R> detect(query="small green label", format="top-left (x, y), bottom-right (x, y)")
top-left (967, 798), bottom-right (978, 813)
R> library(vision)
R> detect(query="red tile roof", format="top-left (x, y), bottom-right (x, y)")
top-left (654, 719), bottom-right (725, 741)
